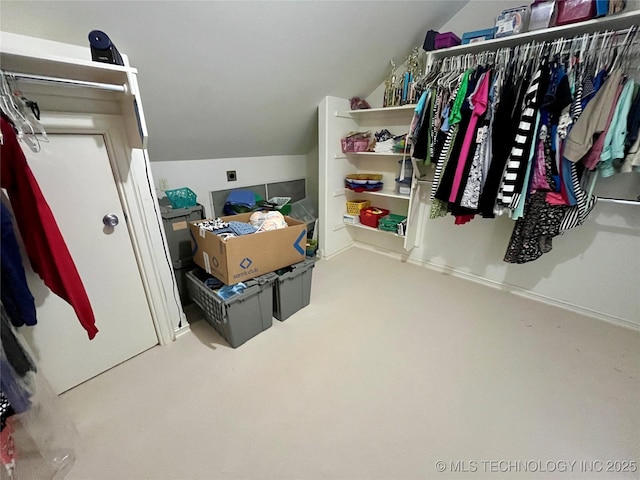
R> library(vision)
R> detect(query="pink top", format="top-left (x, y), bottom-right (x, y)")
top-left (449, 72), bottom-right (491, 203)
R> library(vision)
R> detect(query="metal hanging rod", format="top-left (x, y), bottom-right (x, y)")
top-left (598, 197), bottom-right (640, 206)
top-left (2, 71), bottom-right (128, 93)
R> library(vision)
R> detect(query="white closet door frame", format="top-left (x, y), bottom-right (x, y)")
top-left (40, 112), bottom-right (178, 344)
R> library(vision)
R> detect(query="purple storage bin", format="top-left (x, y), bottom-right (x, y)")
top-left (435, 32), bottom-right (461, 49)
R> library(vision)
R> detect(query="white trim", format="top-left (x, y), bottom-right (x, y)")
top-left (40, 113), bottom-right (182, 344)
top-left (350, 243), bottom-right (639, 332)
top-left (174, 324), bottom-right (192, 339)
top-left (319, 243), bottom-right (354, 261)
top-left (406, 256), bottom-right (640, 332)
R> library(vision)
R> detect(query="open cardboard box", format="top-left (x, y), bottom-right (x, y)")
top-left (189, 213), bottom-right (307, 285)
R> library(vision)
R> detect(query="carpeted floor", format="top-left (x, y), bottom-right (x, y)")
top-left (22, 247), bottom-right (639, 479)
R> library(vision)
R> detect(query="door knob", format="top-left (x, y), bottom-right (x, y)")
top-left (103, 214), bottom-right (119, 227)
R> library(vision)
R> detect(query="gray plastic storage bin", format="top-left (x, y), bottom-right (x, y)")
top-left (186, 269), bottom-right (277, 348)
top-left (160, 203), bottom-right (205, 268)
top-left (173, 262), bottom-right (193, 305)
top-left (273, 257), bottom-right (316, 321)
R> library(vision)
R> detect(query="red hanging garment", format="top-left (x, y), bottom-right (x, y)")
top-left (0, 118), bottom-right (98, 339)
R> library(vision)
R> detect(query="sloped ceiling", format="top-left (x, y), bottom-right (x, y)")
top-left (1, 1), bottom-right (469, 161)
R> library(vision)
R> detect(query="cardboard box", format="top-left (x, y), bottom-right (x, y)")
top-left (189, 213), bottom-right (307, 285)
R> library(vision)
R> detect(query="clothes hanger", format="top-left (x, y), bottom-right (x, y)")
top-left (7, 75), bottom-right (48, 144)
top-left (610, 25), bottom-right (638, 72)
top-left (0, 71), bottom-right (41, 152)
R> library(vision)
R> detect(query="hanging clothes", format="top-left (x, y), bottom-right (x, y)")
top-left (0, 117), bottom-right (98, 340)
top-left (412, 26), bottom-right (639, 264)
top-left (1, 203), bottom-right (37, 328)
top-left (497, 63), bottom-right (550, 208)
top-left (449, 70), bottom-right (491, 204)
top-left (564, 69), bottom-right (624, 165)
top-left (599, 79), bottom-right (635, 177)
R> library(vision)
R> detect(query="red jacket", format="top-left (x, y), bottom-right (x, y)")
top-left (1, 118), bottom-right (98, 339)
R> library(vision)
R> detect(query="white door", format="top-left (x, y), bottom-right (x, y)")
top-left (19, 130), bottom-right (158, 393)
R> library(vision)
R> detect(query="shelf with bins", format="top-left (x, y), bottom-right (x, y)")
top-left (343, 106), bottom-right (414, 238)
top-left (429, 10), bottom-right (640, 59)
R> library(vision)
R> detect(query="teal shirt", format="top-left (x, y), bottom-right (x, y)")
top-left (599, 79), bottom-right (635, 178)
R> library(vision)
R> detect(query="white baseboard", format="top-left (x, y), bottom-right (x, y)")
top-left (320, 243), bottom-right (355, 261)
top-left (174, 324), bottom-right (192, 339)
top-left (408, 256), bottom-right (640, 332)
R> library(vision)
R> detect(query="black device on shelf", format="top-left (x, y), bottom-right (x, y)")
top-left (88, 30), bottom-right (124, 66)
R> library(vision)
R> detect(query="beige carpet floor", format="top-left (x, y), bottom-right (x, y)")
top-left (24, 247), bottom-right (639, 479)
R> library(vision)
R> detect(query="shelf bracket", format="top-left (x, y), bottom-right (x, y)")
top-left (333, 223), bottom-right (345, 232)
top-left (334, 154), bottom-right (347, 159)
top-left (333, 110), bottom-right (352, 119)
top-left (332, 190), bottom-right (345, 197)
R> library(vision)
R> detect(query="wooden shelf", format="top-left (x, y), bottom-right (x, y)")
top-left (430, 10), bottom-right (640, 57)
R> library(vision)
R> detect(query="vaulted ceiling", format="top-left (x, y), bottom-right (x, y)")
top-left (1, 1), bottom-right (469, 161)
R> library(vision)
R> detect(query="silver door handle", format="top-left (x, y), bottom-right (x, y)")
top-left (103, 214), bottom-right (119, 227)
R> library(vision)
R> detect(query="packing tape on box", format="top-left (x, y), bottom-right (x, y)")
top-left (203, 251), bottom-right (211, 274)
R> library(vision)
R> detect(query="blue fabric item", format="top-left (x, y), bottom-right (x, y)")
top-left (440, 105), bottom-right (451, 132)
top-left (582, 70), bottom-right (607, 109)
top-left (204, 277), bottom-right (223, 290)
top-left (228, 221), bottom-right (257, 236)
top-left (225, 190), bottom-right (256, 208)
top-left (415, 91), bottom-right (428, 117)
top-left (561, 157), bottom-right (578, 206)
top-left (1, 203), bottom-right (37, 327)
top-left (216, 283), bottom-right (246, 300)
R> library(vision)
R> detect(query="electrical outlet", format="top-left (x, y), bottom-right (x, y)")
top-left (159, 178), bottom-right (169, 190)
top-left (227, 170), bottom-right (237, 182)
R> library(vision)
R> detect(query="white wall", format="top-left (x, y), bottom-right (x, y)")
top-left (409, 202), bottom-right (640, 328)
top-left (150, 155), bottom-right (308, 218)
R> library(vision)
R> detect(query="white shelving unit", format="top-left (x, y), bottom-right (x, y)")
top-left (319, 96), bottom-right (423, 258)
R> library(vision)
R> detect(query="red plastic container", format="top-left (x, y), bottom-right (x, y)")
top-left (359, 207), bottom-right (390, 228)
top-left (435, 32), bottom-right (461, 49)
top-left (555, 0), bottom-right (595, 25)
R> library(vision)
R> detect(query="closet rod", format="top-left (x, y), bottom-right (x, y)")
top-left (3, 71), bottom-right (127, 93)
top-left (598, 197), bottom-right (640, 206)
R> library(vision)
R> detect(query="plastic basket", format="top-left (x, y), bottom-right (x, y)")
top-left (268, 196), bottom-right (292, 215)
top-left (346, 199), bottom-right (371, 215)
top-left (379, 214), bottom-right (407, 232)
top-left (165, 187), bottom-right (197, 209)
top-left (359, 207), bottom-right (389, 228)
